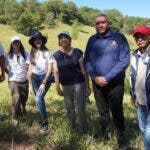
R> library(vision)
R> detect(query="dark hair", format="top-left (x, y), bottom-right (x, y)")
top-left (9, 42), bottom-right (26, 60)
top-left (95, 14), bottom-right (108, 20)
top-left (30, 43), bottom-right (49, 65)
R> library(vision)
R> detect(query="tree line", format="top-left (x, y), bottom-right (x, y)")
top-left (0, 0), bottom-right (150, 36)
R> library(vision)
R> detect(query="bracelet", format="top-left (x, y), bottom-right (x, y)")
top-left (42, 82), bottom-right (46, 85)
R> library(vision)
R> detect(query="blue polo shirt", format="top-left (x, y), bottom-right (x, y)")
top-left (84, 28), bottom-right (130, 82)
top-left (54, 48), bottom-right (85, 85)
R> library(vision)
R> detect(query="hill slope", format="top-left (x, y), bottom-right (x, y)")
top-left (0, 23), bottom-right (136, 53)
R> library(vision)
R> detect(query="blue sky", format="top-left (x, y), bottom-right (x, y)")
top-left (45, 0), bottom-right (149, 18)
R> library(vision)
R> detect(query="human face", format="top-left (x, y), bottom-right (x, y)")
top-left (95, 16), bottom-right (108, 34)
top-left (33, 38), bottom-right (42, 48)
top-left (12, 40), bottom-right (20, 52)
top-left (59, 35), bottom-right (71, 48)
top-left (134, 33), bottom-right (149, 50)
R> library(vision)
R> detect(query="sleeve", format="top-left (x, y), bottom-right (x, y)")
top-left (74, 48), bottom-right (83, 60)
top-left (5, 54), bottom-right (9, 67)
top-left (105, 34), bottom-right (130, 81)
top-left (129, 56), bottom-right (136, 102)
top-left (0, 42), bottom-right (4, 56)
top-left (46, 51), bottom-right (55, 64)
top-left (84, 38), bottom-right (96, 79)
top-left (25, 51), bottom-right (30, 64)
top-left (77, 48), bottom-right (83, 57)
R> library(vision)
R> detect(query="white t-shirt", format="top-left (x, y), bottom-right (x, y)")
top-left (5, 51), bottom-right (30, 82)
top-left (0, 42), bottom-right (4, 56)
top-left (32, 50), bottom-right (54, 75)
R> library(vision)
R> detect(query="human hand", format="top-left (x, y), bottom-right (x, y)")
top-left (130, 99), bottom-right (138, 108)
top-left (86, 87), bottom-right (91, 97)
top-left (29, 84), bottom-right (34, 95)
top-left (39, 83), bottom-right (45, 93)
top-left (56, 86), bottom-right (63, 96)
top-left (0, 74), bottom-right (5, 82)
top-left (94, 76), bottom-right (108, 87)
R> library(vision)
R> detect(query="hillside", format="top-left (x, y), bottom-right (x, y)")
top-left (0, 23), bottom-right (137, 53)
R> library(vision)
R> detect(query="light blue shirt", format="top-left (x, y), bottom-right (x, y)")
top-left (0, 42), bottom-right (4, 56)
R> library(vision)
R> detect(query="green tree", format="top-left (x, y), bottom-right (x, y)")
top-left (71, 19), bottom-right (81, 40)
top-left (60, 2), bottom-right (78, 24)
top-left (15, 10), bottom-right (41, 35)
top-left (78, 7), bottom-right (101, 26)
top-left (44, 0), bottom-right (65, 18)
top-left (105, 9), bottom-right (124, 31)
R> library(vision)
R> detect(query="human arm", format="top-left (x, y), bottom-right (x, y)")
top-left (84, 38), bottom-right (96, 79)
top-left (27, 63), bottom-right (34, 94)
top-left (0, 43), bottom-right (5, 82)
top-left (0, 55), bottom-right (5, 82)
top-left (39, 62), bottom-right (52, 93)
top-left (79, 56), bottom-right (91, 96)
top-left (129, 57), bottom-right (137, 107)
top-left (53, 59), bottom-right (63, 96)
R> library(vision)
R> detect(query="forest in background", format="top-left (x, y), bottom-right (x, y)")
top-left (0, 0), bottom-right (150, 36)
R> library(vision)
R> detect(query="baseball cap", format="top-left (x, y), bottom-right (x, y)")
top-left (11, 36), bottom-right (21, 43)
top-left (132, 26), bottom-right (150, 37)
top-left (58, 31), bottom-right (71, 38)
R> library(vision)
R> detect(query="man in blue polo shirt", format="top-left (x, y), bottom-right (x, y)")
top-left (84, 14), bottom-right (130, 149)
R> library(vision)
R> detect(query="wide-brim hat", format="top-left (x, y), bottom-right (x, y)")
top-left (132, 26), bottom-right (150, 37)
top-left (58, 31), bottom-right (71, 39)
top-left (29, 31), bottom-right (47, 45)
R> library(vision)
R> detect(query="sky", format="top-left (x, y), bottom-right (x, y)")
top-left (59, 0), bottom-right (150, 18)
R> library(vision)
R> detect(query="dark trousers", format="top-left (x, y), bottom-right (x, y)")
top-left (8, 80), bottom-right (29, 119)
top-left (92, 81), bottom-right (125, 135)
top-left (62, 82), bottom-right (88, 134)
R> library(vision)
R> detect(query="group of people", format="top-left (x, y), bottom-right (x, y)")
top-left (0, 14), bottom-right (150, 150)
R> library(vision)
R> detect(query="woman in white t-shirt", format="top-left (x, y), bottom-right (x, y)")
top-left (28, 32), bottom-right (54, 134)
top-left (5, 36), bottom-right (29, 125)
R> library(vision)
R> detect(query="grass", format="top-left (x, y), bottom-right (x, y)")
top-left (0, 80), bottom-right (143, 150)
top-left (0, 23), bottom-right (142, 149)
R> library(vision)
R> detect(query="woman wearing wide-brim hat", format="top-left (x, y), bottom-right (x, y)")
top-left (28, 31), bottom-right (54, 134)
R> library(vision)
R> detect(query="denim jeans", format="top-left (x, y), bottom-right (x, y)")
top-left (62, 82), bottom-right (88, 134)
top-left (32, 73), bottom-right (51, 122)
top-left (137, 105), bottom-right (150, 150)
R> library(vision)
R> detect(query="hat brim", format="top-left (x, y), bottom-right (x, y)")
top-left (133, 31), bottom-right (146, 37)
top-left (58, 33), bottom-right (71, 39)
top-left (29, 36), bottom-right (47, 46)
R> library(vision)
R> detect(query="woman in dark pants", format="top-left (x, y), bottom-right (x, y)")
top-left (54, 31), bottom-right (91, 135)
top-left (5, 36), bottom-right (29, 125)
